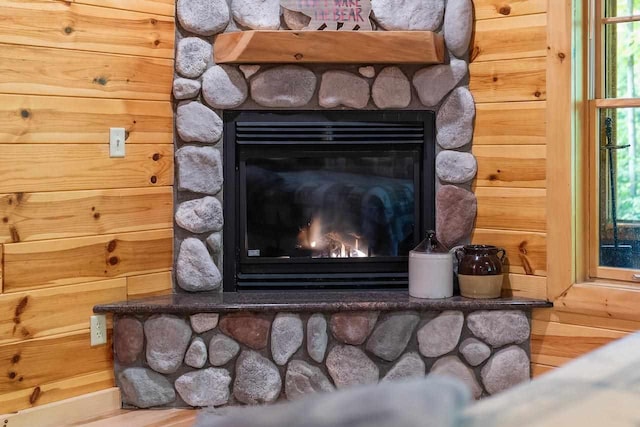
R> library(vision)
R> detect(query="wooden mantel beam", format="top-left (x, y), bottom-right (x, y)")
top-left (214, 30), bottom-right (445, 64)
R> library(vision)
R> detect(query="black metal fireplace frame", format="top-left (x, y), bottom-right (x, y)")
top-left (223, 110), bottom-right (436, 292)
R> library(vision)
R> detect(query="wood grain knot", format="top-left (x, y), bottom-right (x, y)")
top-left (154, 40), bottom-right (161, 46)
top-left (294, 53), bottom-right (304, 60)
top-left (2, 217), bottom-right (8, 223)
top-left (150, 176), bottom-right (158, 184)
top-left (11, 354), bottom-right (20, 364)
top-left (534, 91), bottom-right (542, 98)
top-left (29, 387), bottom-right (41, 405)
top-left (8, 372), bottom-right (16, 380)
top-left (107, 240), bottom-right (117, 252)
top-left (93, 212), bottom-right (101, 219)
top-left (93, 77), bottom-right (108, 86)
top-left (150, 18), bottom-right (158, 25)
top-left (64, 26), bottom-right (74, 35)
top-left (20, 109), bottom-right (30, 119)
top-left (152, 153), bottom-right (161, 161)
top-left (498, 5), bottom-right (511, 15)
top-left (15, 297), bottom-right (28, 317)
top-left (492, 76), bottom-right (498, 82)
top-left (108, 256), bottom-right (119, 266)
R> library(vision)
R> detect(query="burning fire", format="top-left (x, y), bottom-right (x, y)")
top-left (297, 218), bottom-right (368, 258)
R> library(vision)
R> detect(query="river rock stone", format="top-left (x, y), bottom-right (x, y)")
top-left (232, 0), bottom-right (280, 29)
top-left (371, 0), bottom-right (444, 30)
top-left (467, 311), bottom-right (530, 347)
top-left (251, 66), bottom-right (316, 107)
top-left (234, 351), bottom-right (282, 404)
top-left (382, 352), bottom-right (426, 381)
top-left (177, 0), bottom-right (230, 36)
top-left (114, 317), bottom-right (143, 364)
top-left (307, 313), bottom-right (328, 363)
top-left (431, 356), bottom-right (482, 399)
top-left (271, 313), bottom-right (304, 365)
top-left (437, 87), bottom-right (475, 149)
top-left (436, 150), bottom-right (477, 184)
top-left (175, 368), bottom-right (232, 407)
top-left (285, 360), bottom-right (334, 401)
top-left (176, 102), bottom-right (223, 144)
top-left (206, 232), bottom-right (222, 253)
top-left (326, 345), bottom-right (379, 389)
top-left (176, 238), bottom-right (222, 292)
top-left (119, 367), bottom-right (176, 408)
top-left (173, 78), bottom-right (201, 100)
top-left (283, 8), bottom-right (311, 29)
top-left (144, 315), bottom-right (192, 374)
top-left (176, 145), bottom-right (223, 195)
top-left (459, 338), bottom-right (491, 367)
top-left (175, 196), bottom-right (223, 234)
top-left (444, 0), bottom-right (473, 58)
top-left (239, 65), bottom-right (260, 79)
top-left (358, 66), bottom-right (376, 78)
top-left (219, 313), bottom-right (271, 349)
top-left (319, 71), bottom-right (370, 109)
top-left (413, 58), bottom-right (467, 107)
top-left (185, 337), bottom-right (208, 368)
top-left (481, 345), bottom-right (530, 394)
top-left (190, 313), bottom-right (219, 333)
top-left (371, 66), bottom-right (411, 109)
top-left (366, 311), bottom-right (420, 361)
top-left (175, 37), bottom-right (212, 79)
top-left (209, 333), bottom-right (240, 366)
top-left (202, 65), bottom-right (248, 109)
top-left (330, 311), bottom-right (379, 345)
top-left (417, 311), bottom-right (464, 358)
top-left (436, 185), bottom-right (477, 249)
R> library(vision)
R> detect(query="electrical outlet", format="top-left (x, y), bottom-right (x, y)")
top-left (90, 314), bottom-right (107, 346)
top-left (109, 127), bottom-right (126, 157)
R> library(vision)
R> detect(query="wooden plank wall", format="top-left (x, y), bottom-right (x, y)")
top-left (0, 0), bottom-right (174, 414)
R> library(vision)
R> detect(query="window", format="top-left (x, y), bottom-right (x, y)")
top-left (589, 0), bottom-right (640, 282)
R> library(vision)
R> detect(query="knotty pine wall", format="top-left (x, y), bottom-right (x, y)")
top-left (0, 0), bottom-right (174, 413)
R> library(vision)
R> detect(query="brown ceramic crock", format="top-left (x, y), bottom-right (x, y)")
top-left (455, 245), bottom-right (506, 299)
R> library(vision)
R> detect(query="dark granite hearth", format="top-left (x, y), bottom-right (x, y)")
top-left (94, 291), bottom-right (551, 315)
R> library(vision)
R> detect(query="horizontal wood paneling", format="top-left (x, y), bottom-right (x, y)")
top-left (0, 187), bottom-right (173, 243)
top-left (0, 144), bottom-right (172, 193)
top-left (472, 228), bottom-right (547, 276)
top-left (127, 271), bottom-right (173, 299)
top-left (0, 0), bottom-right (174, 58)
top-left (470, 57), bottom-right (547, 103)
top-left (0, 279), bottom-right (126, 345)
top-left (475, 187), bottom-right (547, 232)
top-left (72, 0), bottom-right (175, 17)
top-left (555, 284), bottom-right (640, 323)
top-left (0, 94), bottom-right (173, 144)
top-left (3, 229), bottom-right (173, 292)
top-left (531, 363), bottom-right (555, 377)
top-left (473, 13), bottom-right (547, 62)
top-left (533, 308), bottom-right (640, 334)
top-left (502, 274), bottom-right (547, 299)
top-left (473, 145), bottom-right (546, 188)
top-left (0, 44), bottom-right (172, 100)
top-left (473, 0), bottom-right (547, 20)
top-left (474, 101), bottom-right (546, 145)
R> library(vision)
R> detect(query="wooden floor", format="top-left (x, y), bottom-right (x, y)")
top-left (70, 409), bottom-right (197, 427)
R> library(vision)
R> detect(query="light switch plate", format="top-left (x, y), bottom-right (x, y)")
top-left (109, 127), bottom-right (126, 157)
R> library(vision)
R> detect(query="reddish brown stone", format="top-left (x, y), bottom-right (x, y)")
top-left (219, 313), bottom-right (271, 350)
top-left (436, 185), bottom-right (477, 249)
top-left (114, 317), bottom-right (143, 364)
top-left (329, 312), bottom-right (379, 345)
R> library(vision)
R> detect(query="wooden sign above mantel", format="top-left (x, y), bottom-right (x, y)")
top-left (214, 31), bottom-right (445, 65)
top-left (280, 0), bottom-right (373, 30)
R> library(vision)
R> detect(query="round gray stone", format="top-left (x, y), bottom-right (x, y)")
top-left (371, 66), bottom-right (411, 109)
top-left (436, 185), bottom-right (477, 249)
top-left (209, 333), bottom-right (240, 366)
top-left (467, 311), bottom-right (531, 348)
top-left (481, 345), bottom-right (530, 395)
top-left (382, 352), bottom-right (426, 382)
top-left (285, 360), bottom-right (334, 401)
top-left (232, 0), bottom-right (280, 29)
top-left (118, 367), bottom-right (176, 408)
top-left (444, 0), bottom-right (473, 58)
top-left (271, 313), bottom-right (304, 365)
top-left (283, 8), bottom-right (311, 30)
top-left (202, 65), bottom-right (248, 109)
top-left (430, 355), bottom-right (482, 399)
top-left (459, 338), bottom-right (491, 367)
top-left (234, 350), bottom-right (282, 404)
top-left (326, 345), bottom-right (379, 389)
top-left (177, 0), bottom-right (229, 36)
top-left (437, 87), bottom-right (475, 149)
top-left (185, 337), bottom-right (208, 368)
top-left (417, 311), bottom-right (464, 358)
top-left (175, 37), bottom-right (212, 79)
top-left (436, 150), bottom-right (477, 184)
top-left (206, 232), bottom-right (222, 253)
top-left (319, 71), bottom-right (370, 109)
top-left (176, 102), bottom-right (223, 144)
top-left (175, 368), bottom-right (232, 407)
top-left (251, 66), bottom-right (316, 107)
top-left (307, 313), bottom-right (328, 363)
top-left (176, 238), bottom-right (222, 292)
top-left (176, 145), bottom-right (223, 195)
top-left (365, 311), bottom-right (420, 361)
top-left (239, 64), bottom-right (260, 79)
top-left (413, 58), bottom-right (467, 107)
top-left (175, 196), bottom-right (223, 234)
top-left (144, 315), bottom-right (192, 374)
top-left (190, 313), bottom-right (219, 333)
top-left (173, 78), bottom-right (201, 100)
top-left (371, 0), bottom-right (444, 30)
top-left (358, 66), bottom-right (376, 78)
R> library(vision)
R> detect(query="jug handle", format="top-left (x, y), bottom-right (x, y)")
top-left (497, 248), bottom-right (506, 262)
top-left (454, 247), bottom-right (465, 263)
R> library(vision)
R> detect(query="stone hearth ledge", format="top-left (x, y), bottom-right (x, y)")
top-left (94, 291), bottom-right (551, 315)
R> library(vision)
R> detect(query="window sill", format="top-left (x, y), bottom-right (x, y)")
top-left (554, 281), bottom-right (640, 321)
